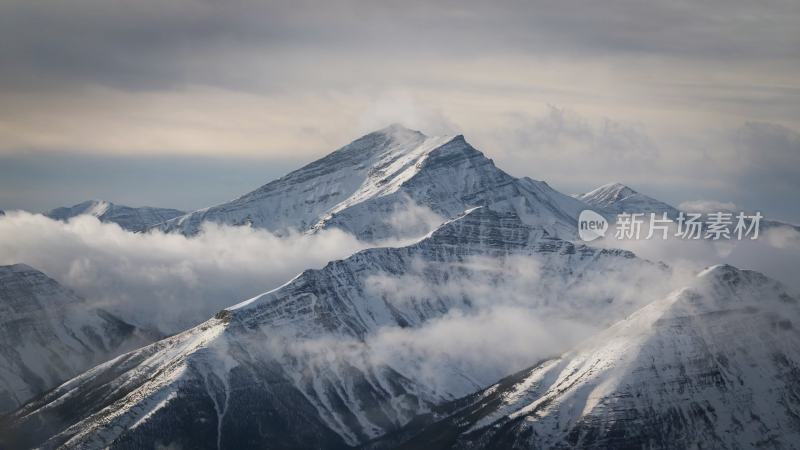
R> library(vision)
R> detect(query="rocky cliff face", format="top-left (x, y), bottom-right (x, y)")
top-left (368, 265), bottom-right (800, 450)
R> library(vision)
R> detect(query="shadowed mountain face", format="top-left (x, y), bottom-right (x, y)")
top-left (0, 264), bottom-right (154, 414)
top-left (366, 265), bottom-right (800, 450)
top-left (0, 208), bottom-right (669, 450)
top-left (159, 125), bottom-right (586, 241)
top-left (46, 200), bottom-right (184, 232)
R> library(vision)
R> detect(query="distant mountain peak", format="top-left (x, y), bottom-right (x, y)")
top-left (581, 182), bottom-right (638, 202)
top-left (695, 263), bottom-right (773, 295)
top-left (576, 182), bottom-right (679, 217)
top-left (72, 199), bottom-right (112, 216)
top-left (45, 200), bottom-right (184, 232)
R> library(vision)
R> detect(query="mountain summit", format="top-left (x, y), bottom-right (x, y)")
top-left (158, 126), bottom-right (586, 240)
top-left (575, 182), bottom-right (679, 217)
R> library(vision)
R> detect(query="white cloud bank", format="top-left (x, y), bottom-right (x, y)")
top-left (0, 211), bottom-right (370, 333)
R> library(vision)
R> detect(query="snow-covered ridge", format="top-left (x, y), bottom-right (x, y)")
top-left (45, 200), bottom-right (184, 232)
top-left (158, 125), bottom-right (586, 240)
top-left (0, 207), bottom-right (670, 449)
top-left (370, 264), bottom-right (800, 449)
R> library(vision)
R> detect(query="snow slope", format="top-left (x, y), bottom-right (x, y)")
top-left (371, 264), bottom-right (800, 449)
top-left (46, 200), bottom-right (184, 232)
top-left (0, 264), bottom-right (154, 414)
top-left (159, 125), bottom-right (587, 240)
top-left (0, 208), bottom-right (669, 450)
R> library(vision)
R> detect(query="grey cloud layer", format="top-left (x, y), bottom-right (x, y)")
top-left (485, 106), bottom-right (800, 222)
top-left (2, 0), bottom-right (799, 91)
top-left (1, 0), bottom-right (798, 221)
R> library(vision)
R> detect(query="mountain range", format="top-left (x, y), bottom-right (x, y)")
top-left (0, 206), bottom-right (674, 449)
top-left (1, 125), bottom-right (797, 450)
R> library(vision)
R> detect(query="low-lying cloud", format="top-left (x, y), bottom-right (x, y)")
top-left (269, 252), bottom-right (687, 402)
top-left (0, 211), bottom-right (370, 333)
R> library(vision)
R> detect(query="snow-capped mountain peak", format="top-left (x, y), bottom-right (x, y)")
top-left (310, 133), bottom-right (461, 222)
top-left (581, 182), bottom-right (637, 202)
top-left (575, 182), bottom-right (679, 217)
top-left (159, 127), bottom-right (586, 240)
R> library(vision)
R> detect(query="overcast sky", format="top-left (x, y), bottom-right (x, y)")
top-left (1, 0), bottom-right (799, 221)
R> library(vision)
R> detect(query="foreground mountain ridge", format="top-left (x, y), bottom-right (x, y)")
top-left (367, 264), bottom-right (800, 449)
